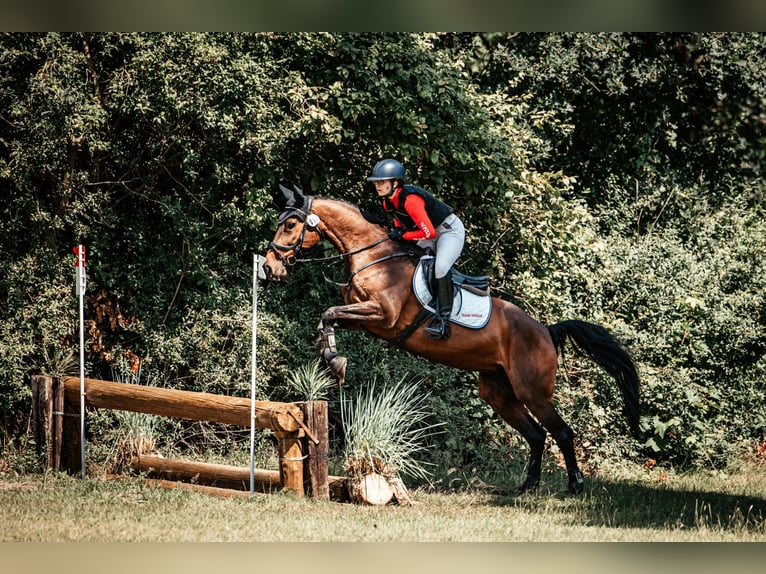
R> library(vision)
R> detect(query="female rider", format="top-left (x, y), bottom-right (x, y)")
top-left (367, 158), bottom-right (466, 340)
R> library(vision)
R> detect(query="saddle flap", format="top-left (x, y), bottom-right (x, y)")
top-left (413, 257), bottom-right (492, 330)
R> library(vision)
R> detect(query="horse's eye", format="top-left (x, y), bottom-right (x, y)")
top-left (285, 220), bottom-right (296, 231)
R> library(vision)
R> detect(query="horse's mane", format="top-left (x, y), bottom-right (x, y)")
top-left (359, 208), bottom-right (386, 226)
top-left (313, 195), bottom-right (387, 229)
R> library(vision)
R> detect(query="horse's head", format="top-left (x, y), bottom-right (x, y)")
top-left (263, 183), bottom-right (323, 281)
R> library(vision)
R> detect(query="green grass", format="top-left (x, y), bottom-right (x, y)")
top-left (2, 460), bottom-right (766, 542)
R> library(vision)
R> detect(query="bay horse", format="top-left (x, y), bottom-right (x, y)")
top-left (263, 184), bottom-right (640, 494)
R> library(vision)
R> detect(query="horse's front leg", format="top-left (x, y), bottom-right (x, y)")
top-left (315, 301), bottom-right (387, 386)
top-left (316, 322), bottom-right (348, 386)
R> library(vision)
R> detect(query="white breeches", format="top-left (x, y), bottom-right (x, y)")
top-left (417, 213), bottom-right (465, 279)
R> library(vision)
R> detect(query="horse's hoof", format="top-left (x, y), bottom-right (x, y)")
top-left (568, 470), bottom-right (584, 494)
top-left (328, 355), bottom-right (347, 387)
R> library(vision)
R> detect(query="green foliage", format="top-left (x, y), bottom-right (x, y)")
top-left (0, 253), bottom-right (76, 427)
top-left (1, 33), bottom-right (765, 482)
top-left (465, 33), bottom-right (766, 231)
top-left (583, 205), bottom-right (766, 466)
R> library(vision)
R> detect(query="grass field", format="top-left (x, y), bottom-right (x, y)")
top-left (2, 460), bottom-right (766, 543)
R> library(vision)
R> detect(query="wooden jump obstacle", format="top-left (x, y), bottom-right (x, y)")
top-left (31, 375), bottom-right (340, 500)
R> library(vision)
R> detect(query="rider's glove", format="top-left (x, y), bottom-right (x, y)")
top-left (388, 227), bottom-right (405, 241)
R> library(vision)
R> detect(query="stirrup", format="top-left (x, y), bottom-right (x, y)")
top-left (424, 318), bottom-right (450, 339)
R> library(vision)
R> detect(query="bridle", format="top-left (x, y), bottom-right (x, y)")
top-left (268, 201), bottom-right (316, 267)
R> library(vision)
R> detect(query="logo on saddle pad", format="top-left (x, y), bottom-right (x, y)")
top-left (412, 257), bottom-right (492, 330)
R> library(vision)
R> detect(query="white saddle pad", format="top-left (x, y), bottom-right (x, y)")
top-left (412, 257), bottom-right (492, 329)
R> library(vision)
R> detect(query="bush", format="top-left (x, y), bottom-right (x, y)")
top-left (583, 204), bottom-right (766, 466)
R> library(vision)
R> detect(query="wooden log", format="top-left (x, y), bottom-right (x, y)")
top-left (276, 431), bottom-right (304, 497)
top-left (300, 401), bottom-right (329, 500)
top-left (106, 474), bottom-right (259, 498)
top-left (147, 476), bottom-right (345, 501)
top-left (61, 376), bottom-right (303, 433)
top-left (351, 473), bottom-right (394, 506)
top-left (31, 376), bottom-right (53, 469)
top-left (130, 454), bottom-right (280, 492)
top-left (131, 455), bottom-right (349, 500)
top-left (143, 478), bottom-right (257, 499)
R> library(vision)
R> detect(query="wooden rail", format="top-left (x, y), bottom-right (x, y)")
top-left (31, 375), bottom-right (337, 500)
top-left (130, 454), bottom-right (348, 501)
top-left (61, 376), bottom-right (304, 432)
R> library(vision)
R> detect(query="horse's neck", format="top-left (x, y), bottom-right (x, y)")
top-left (314, 198), bottom-right (385, 255)
top-left (314, 198), bottom-right (414, 299)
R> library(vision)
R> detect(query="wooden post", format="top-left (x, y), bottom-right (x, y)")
top-left (276, 431), bottom-right (304, 497)
top-left (31, 375), bottom-right (53, 468)
top-left (300, 401), bottom-right (329, 500)
top-left (51, 376), bottom-right (65, 471)
top-left (61, 390), bottom-right (82, 475)
top-left (31, 375), bottom-right (66, 471)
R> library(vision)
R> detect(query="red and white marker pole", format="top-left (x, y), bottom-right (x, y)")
top-left (249, 254), bottom-right (266, 497)
top-left (73, 245), bottom-right (87, 479)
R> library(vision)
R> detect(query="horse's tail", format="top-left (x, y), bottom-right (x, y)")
top-left (548, 320), bottom-right (641, 435)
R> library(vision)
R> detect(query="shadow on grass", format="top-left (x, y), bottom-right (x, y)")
top-left (487, 474), bottom-right (766, 533)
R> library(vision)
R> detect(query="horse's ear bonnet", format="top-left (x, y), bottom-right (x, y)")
top-left (277, 183), bottom-right (308, 223)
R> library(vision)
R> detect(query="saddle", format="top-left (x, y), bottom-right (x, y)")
top-left (389, 252), bottom-right (493, 347)
top-left (419, 257), bottom-right (490, 296)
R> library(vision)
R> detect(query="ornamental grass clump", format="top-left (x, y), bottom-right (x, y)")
top-left (285, 359), bottom-right (336, 401)
top-left (340, 377), bottom-right (444, 504)
top-left (106, 356), bottom-right (158, 473)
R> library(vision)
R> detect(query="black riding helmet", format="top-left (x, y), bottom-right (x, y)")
top-left (367, 159), bottom-right (405, 182)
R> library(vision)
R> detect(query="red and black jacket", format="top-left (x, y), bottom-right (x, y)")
top-left (383, 185), bottom-right (454, 241)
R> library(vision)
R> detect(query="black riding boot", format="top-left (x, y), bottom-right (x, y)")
top-left (424, 272), bottom-right (453, 340)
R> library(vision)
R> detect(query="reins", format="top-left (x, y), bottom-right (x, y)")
top-left (298, 236), bottom-right (390, 265)
top-left (268, 197), bottom-right (408, 288)
top-left (330, 251), bottom-right (411, 289)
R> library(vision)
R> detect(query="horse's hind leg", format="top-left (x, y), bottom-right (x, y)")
top-left (527, 400), bottom-right (584, 494)
top-left (478, 371), bottom-right (547, 493)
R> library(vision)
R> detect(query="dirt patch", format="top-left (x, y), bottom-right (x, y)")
top-left (0, 479), bottom-right (37, 491)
